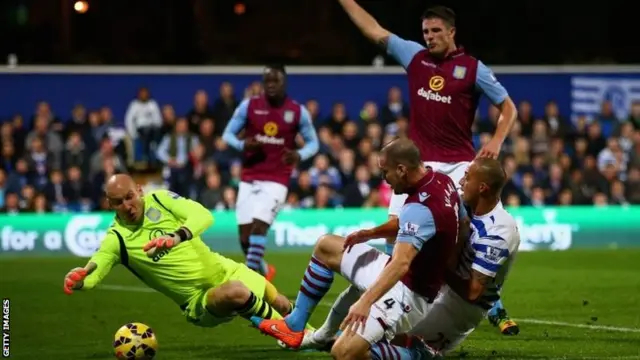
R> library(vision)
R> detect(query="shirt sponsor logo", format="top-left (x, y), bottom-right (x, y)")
top-left (257, 122), bottom-right (286, 145)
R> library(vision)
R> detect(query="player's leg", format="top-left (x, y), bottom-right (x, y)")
top-left (488, 294), bottom-right (519, 335)
top-left (236, 182), bottom-right (259, 264)
top-left (253, 234), bottom-right (357, 347)
top-left (245, 181), bottom-right (287, 280)
top-left (291, 285), bottom-right (361, 351)
top-left (386, 193), bottom-right (408, 255)
top-left (204, 280), bottom-right (284, 323)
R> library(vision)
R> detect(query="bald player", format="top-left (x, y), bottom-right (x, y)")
top-left (252, 138), bottom-right (465, 360)
top-left (295, 158), bottom-right (519, 359)
top-left (62, 175), bottom-right (312, 334)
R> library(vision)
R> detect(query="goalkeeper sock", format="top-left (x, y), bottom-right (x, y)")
top-left (286, 255), bottom-right (334, 332)
top-left (246, 235), bottom-right (267, 274)
top-left (237, 292), bottom-right (282, 321)
top-left (314, 285), bottom-right (359, 342)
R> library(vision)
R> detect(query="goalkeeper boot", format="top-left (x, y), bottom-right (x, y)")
top-left (488, 308), bottom-right (520, 335)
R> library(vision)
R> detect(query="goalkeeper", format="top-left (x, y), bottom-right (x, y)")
top-left (63, 174), bottom-right (304, 329)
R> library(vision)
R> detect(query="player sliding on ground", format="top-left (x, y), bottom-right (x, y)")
top-left (298, 158), bottom-right (520, 358)
top-left (62, 174), bottom-right (311, 332)
top-left (252, 138), bottom-right (465, 360)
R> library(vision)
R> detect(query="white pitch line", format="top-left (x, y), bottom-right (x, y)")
top-left (97, 284), bottom-right (640, 335)
top-left (515, 318), bottom-right (640, 333)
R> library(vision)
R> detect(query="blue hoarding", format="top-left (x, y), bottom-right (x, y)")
top-left (1, 66), bottom-right (640, 122)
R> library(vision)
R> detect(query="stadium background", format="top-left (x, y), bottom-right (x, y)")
top-left (1, 1), bottom-right (640, 359)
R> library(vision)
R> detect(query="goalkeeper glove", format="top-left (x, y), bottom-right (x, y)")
top-left (63, 267), bottom-right (88, 295)
top-left (144, 227), bottom-right (192, 257)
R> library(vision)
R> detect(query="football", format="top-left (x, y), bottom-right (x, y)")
top-left (113, 322), bottom-right (158, 360)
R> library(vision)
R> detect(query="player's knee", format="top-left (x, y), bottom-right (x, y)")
top-left (250, 220), bottom-right (269, 235)
top-left (314, 234), bottom-right (344, 267)
top-left (209, 280), bottom-right (250, 307)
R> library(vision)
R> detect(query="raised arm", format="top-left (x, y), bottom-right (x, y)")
top-left (338, 0), bottom-right (424, 69)
top-left (222, 99), bottom-right (250, 151)
top-left (63, 232), bottom-right (120, 294)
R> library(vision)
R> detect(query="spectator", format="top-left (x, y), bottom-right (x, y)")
top-left (326, 102), bottom-right (348, 135)
top-left (0, 169), bottom-right (6, 208)
top-left (125, 86), bottom-right (163, 165)
top-left (64, 104), bottom-right (89, 140)
top-left (543, 100), bottom-right (571, 137)
top-left (90, 137), bottom-right (127, 178)
top-left (199, 172), bottom-right (224, 209)
top-left (187, 90), bottom-right (215, 134)
top-left (25, 115), bottom-right (64, 159)
top-left (342, 164), bottom-right (373, 207)
top-left (6, 158), bottom-right (33, 194)
top-left (517, 100), bottom-right (535, 137)
top-left (212, 83), bottom-right (239, 135)
top-left (156, 118), bottom-right (199, 195)
top-left (380, 87), bottom-right (409, 127)
top-left (63, 132), bottom-right (89, 174)
top-left (308, 154), bottom-right (341, 189)
top-left (305, 99), bottom-right (320, 124)
top-left (2, 193), bottom-right (20, 214)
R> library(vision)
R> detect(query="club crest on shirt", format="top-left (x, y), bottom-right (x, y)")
top-left (284, 110), bottom-right (295, 123)
top-left (145, 207), bottom-right (162, 222)
top-left (453, 65), bottom-right (467, 80)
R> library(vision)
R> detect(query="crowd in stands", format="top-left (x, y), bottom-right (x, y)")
top-left (2, 81), bottom-right (640, 214)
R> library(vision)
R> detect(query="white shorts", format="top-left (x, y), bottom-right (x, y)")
top-left (339, 243), bottom-right (432, 345)
top-left (236, 181), bottom-right (288, 225)
top-left (409, 285), bottom-right (487, 353)
top-left (388, 161), bottom-right (470, 217)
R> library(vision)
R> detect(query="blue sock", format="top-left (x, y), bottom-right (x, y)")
top-left (246, 235), bottom-right (267, 273)
top-left (370, 342), bottom-right (413, 360)
top-left (286, 256), bottom-right (334, 331)
top-left (260, 259), bottom-right (269, 275)
top-left (489, 299), bottom-right (504, 317)
top-left (385, 243), bottom-right (394, 256)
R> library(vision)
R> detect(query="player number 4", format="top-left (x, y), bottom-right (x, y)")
top-left (383, 298), bottom-right (396, 310)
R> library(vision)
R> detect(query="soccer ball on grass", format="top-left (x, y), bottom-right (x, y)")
top-left (113, 322), bottom-right (158, 359)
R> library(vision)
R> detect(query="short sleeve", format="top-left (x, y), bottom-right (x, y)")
top-left (396, 202), bottom-right (437, 250)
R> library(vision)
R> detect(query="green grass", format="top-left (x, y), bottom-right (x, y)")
top-left (2, 250), bottom-right (640, 359)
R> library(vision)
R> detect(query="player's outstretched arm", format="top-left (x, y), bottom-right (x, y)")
top-left (222, 99), bottom-right (250, 151)
top-left (338, 0), bottom-right (424, 69)
top-left (475, 62), bottom-right (517, 159)
top-left (63, 233), bottom-right (120, 294)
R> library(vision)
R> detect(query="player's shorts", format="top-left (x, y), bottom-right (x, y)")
top-left (340, 243), bottom-right (433, 345)
top-left (182, 264), bottom-right (266, 327)
top-left (408, 285), bottom-right (487, 353)
top-left (388, 161), bottom-right (470, 217)
top-left (236, 181), bottom-right (288, 225)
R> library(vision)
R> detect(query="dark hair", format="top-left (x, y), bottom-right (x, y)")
top-left (265, 64), bottom-right (287, 75)
top-left (422, 6), bottom-right (456, 27)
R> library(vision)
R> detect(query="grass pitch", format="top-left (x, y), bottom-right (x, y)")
top-left (2, 250), bottom-right (640, 359)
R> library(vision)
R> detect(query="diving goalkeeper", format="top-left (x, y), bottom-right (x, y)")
top-left (63, 174), bottom-right (301, 329)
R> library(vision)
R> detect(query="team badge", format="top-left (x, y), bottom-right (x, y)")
top-left (145, 207), bottom-right (162, 222)
top-left (283, 110), bottom-right (295, 123)
top-left (453, 65), bottom-right (467, 79)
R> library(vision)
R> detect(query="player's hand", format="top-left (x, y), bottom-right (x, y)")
top-left (282, 149), bottom-right (301, 165)
top-left (244, 138), bottom-right (262, 152)
top-left (144, 233), bottom-right (181, 257)
top-left (340, 298), bottom-right (372, 335)
top-left (63, 267), bottom-right (88, 295)
top-left (477, 138), bottom-right (502, 159)
top-left (344, 229), bottom-right (374, 253)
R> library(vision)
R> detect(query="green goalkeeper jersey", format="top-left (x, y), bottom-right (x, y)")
top-left (82, 189), bottom-right (241, 306)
